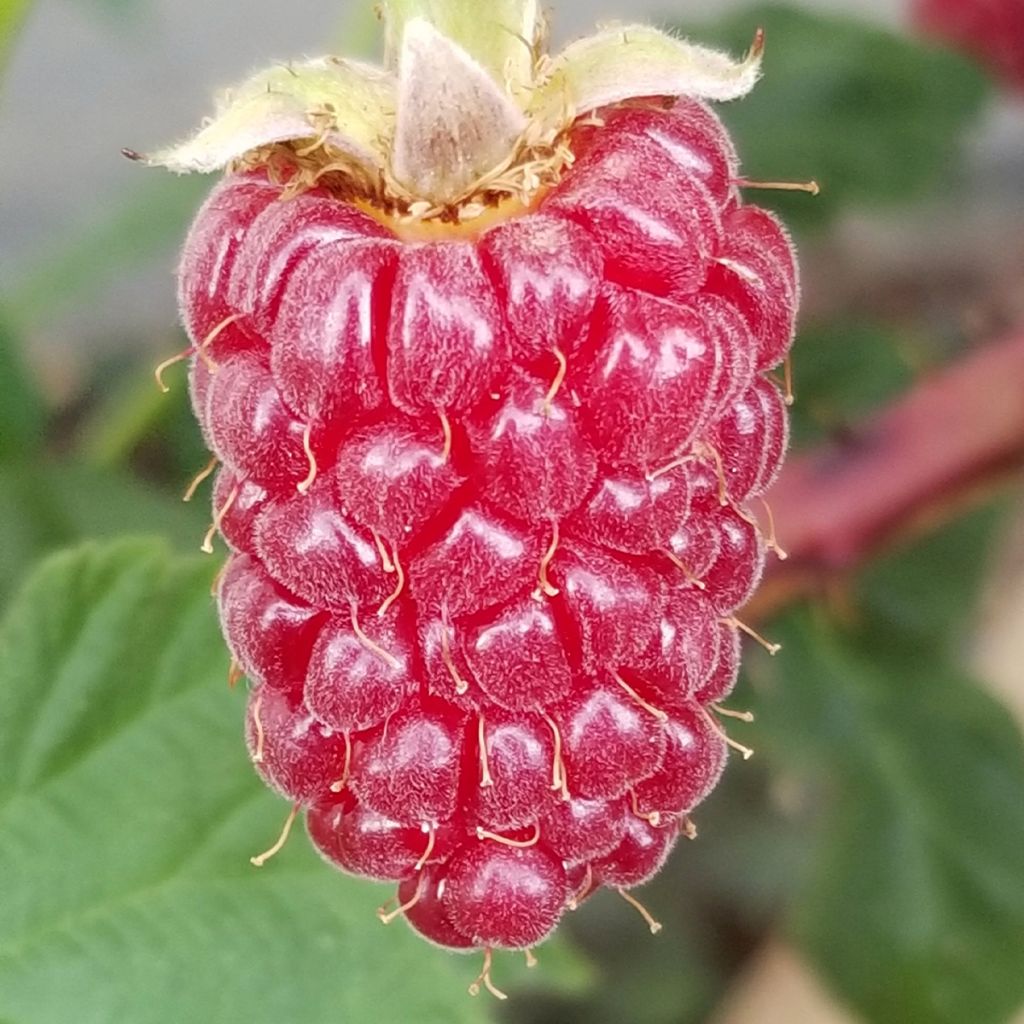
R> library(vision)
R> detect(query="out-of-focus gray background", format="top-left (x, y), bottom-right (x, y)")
top-left (0, 0), bottom-right (941, 355)
top-left (4, 0), bottom-right (1023, 372)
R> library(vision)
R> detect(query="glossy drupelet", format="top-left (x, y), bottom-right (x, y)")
top-left (187, 99), bottom-right (796, 956)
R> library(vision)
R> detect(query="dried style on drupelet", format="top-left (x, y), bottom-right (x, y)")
top-left (137, 0), bottom-right (804, 999)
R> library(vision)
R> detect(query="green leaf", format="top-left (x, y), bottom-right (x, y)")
top-left (0, 460), bottom-right (208, 606)
top-left (749, 609), bottom-right (1024, 1024)
top-left (0, 311), bottom-right (47, 460)
top-left (0, 0), bottom-right (32, 81)
top-left (685, 4), bottom-right (990, 230)
top-left (856, 501), bottom-right (1011, 658)
top-left (788, 321), bottom-right (917, 448)
top-left (0, 541), bottom-right (588, 1022)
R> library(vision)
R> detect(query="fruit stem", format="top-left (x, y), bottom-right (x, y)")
top-left (414, 825), bottom-right (437, 871)
top-left (757, 496), bottom-right (789, 561)
top-left (542, 347), bottom-right (568, 416)
top-left (533, 519), bottom-right (561, 599)
top-left (612, 671), bottom-right (668, 723)
top-left (630, 789), bottom-right (662, 827)
top-left (567, 863), bottom-right (594, 910)
top-left (438, 408), bottom-right (453, 462)
top-left (440, 615), bottom-right (470, 695)
top-left (663, 550), bottom-right (707, 590)
top-left (377, 543), bottom-right (406, 618)
top-left (329, 733), bottom-right (352, 793)
top-left (725, 616), bottom-right (782, 656)
top-left (154, 346), bottom-right (193, 394)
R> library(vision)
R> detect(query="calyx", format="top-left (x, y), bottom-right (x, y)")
top-left (140, 1), bottom-right (762, 218)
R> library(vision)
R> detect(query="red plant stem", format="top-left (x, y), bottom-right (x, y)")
top-left (752, 330), bottom-right (1024, 617)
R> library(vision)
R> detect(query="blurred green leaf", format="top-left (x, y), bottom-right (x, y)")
top-left (749, 604), bottom-right (1024, 1024)
top-left (7, 175), bottom-right (209, 329)
top-left (0, 461), bottom-right (208, 603)
top-left (550, 758), bottom-right (807, 1024)
top-left (76, 357), bottom-right (210, 478)
top-left (0, 312), bottom-right (46, 460)
top-left (0, 540), bottom-right (589, 1023)
top-left (0, 0), bottom-right (32, 79)
top-left (856, 501), bottom-right (1010, 658)
top-left (788, 321), bottom-right (917, 447)
top-left (685, 4), bottom-right (990, 230)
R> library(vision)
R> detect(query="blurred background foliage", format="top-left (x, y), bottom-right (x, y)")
top-left (1, 2), bottom-right (1022, 1023)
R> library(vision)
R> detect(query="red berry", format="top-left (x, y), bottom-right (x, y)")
top-left (576, 285), bottom-right (723, 471)
top-left (229, 191), bottom-right (389, 339)
top-left (218, 553), bottom-right (322, 690)
top-left (460, 597), bottom-right (573, 711)
top-left (304, 612), bottom-right (416, 732)
top-left (386, 242), bottom-right (508, 416)
top-left (571, 100), bottom-right (739, 208)
top-left (632, 705), bottom-right (728, 818)
top-left (592, 812), bottom-right (679, 888)
top-left (538, 793), bottom-right (630, 864)
top-left (212, 470), bottom-right (268, 554)
top-left (397, 863), bottom-right (476, 951)
top-left (471, 710), bottom-right (555, 830)
top-left (244, 684), bottom-right (350, 802)
top-left (206, 351), bottom-right (316, 489)
top-left (913, 0), bottom-right (1024, 91)
top-left (571, 468), bottom-right (692, 555)
top-left (349, 703), bottom-right (466, 824)
top-left (552, 679), bottom-right (667, 799)
top-left (468, 371), bottom-right (599, 520)
top-left (407, 507), bottom-right (541, 620)
top-left (442, 841), bottom-right (568, 949)
top-left (178, 173), bottom-right (278, 346)
top-left (479, 213), bottom-right (603, 366)
top-left (704, 205), bottom-right (798, 372)
top-left (268, 235), bottom-right (397, 424)
top-left (307, 793), bottom-right (454, 882)
top-left (334, 419), bottom-right (463, 543)
top-left (546, 130), bottom-right (721, 296)
top-left (169, 20), bottom-right (797, 966)
top-left (255, 476), bottom-right (390, 613)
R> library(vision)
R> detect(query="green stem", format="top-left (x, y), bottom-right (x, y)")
top-left (381, 0), bottom-right (539, 95)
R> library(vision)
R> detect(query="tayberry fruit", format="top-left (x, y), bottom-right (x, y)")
top-left (142, 0), bottom-right (799, 995)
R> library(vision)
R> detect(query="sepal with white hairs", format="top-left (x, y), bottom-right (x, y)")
top-left (145, 58), bottom-right (395, 174)
top-left (531, 24), bottom-right (764, 128)
top-left (391, 19), bottom-right (527, 204)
